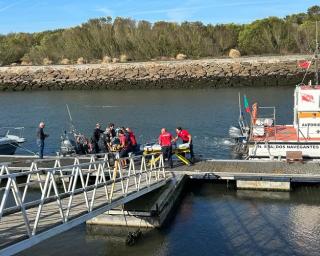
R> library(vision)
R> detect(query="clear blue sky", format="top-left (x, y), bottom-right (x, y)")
top-left (0, 0), bottom-right (319, 34)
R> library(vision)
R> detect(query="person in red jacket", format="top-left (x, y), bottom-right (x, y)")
top-left (173, 127), bottom-right (194, 163)
top-left (158, 128), bottom-right (173, 168)
top-left (126, 127), bottom-right (138, 152)
top-left (118, 130), bottom-right (130, 166)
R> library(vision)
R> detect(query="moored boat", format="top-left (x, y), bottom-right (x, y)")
top-left (231, 22), bottom-right (320, 160)
top-left (0, 127), bottom-right (26, 155)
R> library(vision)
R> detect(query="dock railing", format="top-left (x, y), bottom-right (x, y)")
top-left (250, 106), bottom-right (277, 140)
top-left (0, 153), bottom-right (167, 255)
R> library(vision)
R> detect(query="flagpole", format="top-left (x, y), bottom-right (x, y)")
top-left (316, 21), bottom-right (319, 85)
top-left (238, 92), bottom-right (242, 120)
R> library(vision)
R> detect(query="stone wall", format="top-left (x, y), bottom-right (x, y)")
top-left (0, 55), bottom-right (314, 91)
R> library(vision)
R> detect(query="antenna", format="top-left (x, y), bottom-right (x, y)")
top-left (66, 104), bottom-right (73, 124)
top-left (66, 104), bottom-right (75, 132)
top-left (238, 92), bottom-right (242, 120)
top-left (316, 21), bottom-right (319, 85)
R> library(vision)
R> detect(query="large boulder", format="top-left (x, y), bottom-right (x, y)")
top-left (60, 58), bottom-right (70, 65)
top-left (102, 55), bottom-right (111, 64)
top-left (120, 54), bottom-right (128, 63)
top-left (229, 49), bottom-right (241, 58)
top-left (77, 57), bottom-right (86, 64)
top-left (176, 53), bottom-right (187, 60)
top-left (112, 58), bottom-right (120, 63)
top-left (43, 57), bottom-right (53, 65)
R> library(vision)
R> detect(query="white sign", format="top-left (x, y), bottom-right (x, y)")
top-left (249, 143), bottom-right (320, 158)
top-left (297, 88), bottom-right (320, 111)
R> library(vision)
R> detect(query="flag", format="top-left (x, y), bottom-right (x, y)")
top-left (301, 93), bottom-right (314, 102)
top-left (298, 60), bottom-right (311, 69)
top-left (243, 95), bottom-right (250, 113)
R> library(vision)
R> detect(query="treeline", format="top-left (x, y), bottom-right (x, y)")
top-left (0, 5), bottom-right (320, 66)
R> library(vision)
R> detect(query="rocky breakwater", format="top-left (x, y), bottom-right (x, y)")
top-left (0, 55), bottom-right (314, 91)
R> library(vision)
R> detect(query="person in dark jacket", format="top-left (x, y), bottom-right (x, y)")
top-left (108, 123), bottom-right (116, 138)
top-left (92, 123), bottom-right (104, 153)
top-left (37, 122), bottom-right (49, 159)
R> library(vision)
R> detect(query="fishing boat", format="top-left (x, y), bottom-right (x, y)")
top-left (230, 23), bottom-right (320, 160)
top-left (0, 127), bottom-right (26, 155)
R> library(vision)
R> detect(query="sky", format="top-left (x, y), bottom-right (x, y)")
top-left (0, 0), bottom-right (319, 34)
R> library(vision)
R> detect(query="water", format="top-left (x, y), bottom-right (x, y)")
top-left (2, 87), bottom-right (320, 255)
top-left (0, 87), bottom-right (293, 158)
top-left (18, 181), bottom-right (320, 256)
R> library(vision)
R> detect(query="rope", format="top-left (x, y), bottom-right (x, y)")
top-left (7, 142), bottom-right (37, 155)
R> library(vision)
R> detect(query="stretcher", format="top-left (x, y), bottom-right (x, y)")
top-left (143, 143), bottom-right (191, 166)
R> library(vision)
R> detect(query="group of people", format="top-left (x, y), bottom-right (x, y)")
top-left (37, 122), bottom-right (194, 167)
top-left (91, 123), bottom-right (138, 158)
top-left (36, 121), bottom-right (138, 158)
top-left (158, 127), bottom-right (194, 168)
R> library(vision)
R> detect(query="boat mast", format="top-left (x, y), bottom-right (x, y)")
top-left (238, 92), bottom-right (242, 120)
top-left (66, 104), bottom-right (76, 133)
top-left (316, 21), bottom-right (319, 85)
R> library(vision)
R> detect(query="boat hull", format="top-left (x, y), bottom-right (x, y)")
top-left (0, 143), bottom-right (19, 155)
top-left (248, 141), bottom-right (320, 159)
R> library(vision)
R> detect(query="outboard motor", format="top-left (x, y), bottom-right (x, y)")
top-left (229, 126), bottom-right (242, 139)
top-left (60, 131), bottom-right (76, 156)
top-left (228, 126), bottom-right (248, 158)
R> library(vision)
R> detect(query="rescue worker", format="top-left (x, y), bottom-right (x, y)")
top-left (36, 121), bottom-right (49, 159)
top-left (126, 127), bottom-right (138, 153)
top-left (92, 123), bottom-right (104, 153)
top-left (158, 128), bottom-right (173, 168)
top-left (118, 130), bottom-right (130, 166)
top-left (173, 127), bottom-right (194, 163)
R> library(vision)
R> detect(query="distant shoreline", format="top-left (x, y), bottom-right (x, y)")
top-left (0, 55), bottom-right (314, 91)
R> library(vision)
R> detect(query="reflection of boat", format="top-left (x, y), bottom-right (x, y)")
top-left (0, 127), bottom-right (26, 155)
top-left (231, 24), bottom-right (320, 160)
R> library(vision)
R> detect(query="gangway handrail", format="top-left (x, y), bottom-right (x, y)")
top-left (0, 153), bottom-right (155, 179)
top-left (0, 152), bottom-right (168, 256)
top-left (1, 168), bottom-right (157, 217)
top-left (0, 152), bottom-right (139, 166)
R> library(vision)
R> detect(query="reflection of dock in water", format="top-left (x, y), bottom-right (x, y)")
top-left (1, 154), bottom-right (320, 255)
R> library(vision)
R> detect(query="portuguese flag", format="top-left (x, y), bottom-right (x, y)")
top-left (243, 95), bottom-right (250, 113)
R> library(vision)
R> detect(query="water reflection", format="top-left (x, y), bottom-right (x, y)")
top-left (19, 181), bottom-right (320, 256)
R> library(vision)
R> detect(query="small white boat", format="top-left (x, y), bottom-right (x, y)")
top-left (0, 127), bottom-right (26, 155)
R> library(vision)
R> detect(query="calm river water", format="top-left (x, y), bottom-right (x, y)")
top-left (0, 87), bottom-right (293, 158)
top-left (1, 87), bottom-right (319, 255)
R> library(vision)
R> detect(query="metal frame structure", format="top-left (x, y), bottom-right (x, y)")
top-left (0, 153), bottom-right (167, 255)
top-left (0, 127), bottom-right (24, 138)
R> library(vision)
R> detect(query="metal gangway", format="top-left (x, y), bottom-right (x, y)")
top-left (0, 153), bottom-right (169, 255)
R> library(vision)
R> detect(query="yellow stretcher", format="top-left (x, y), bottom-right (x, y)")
top-left (143, 144), bottom-right (191, 166)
